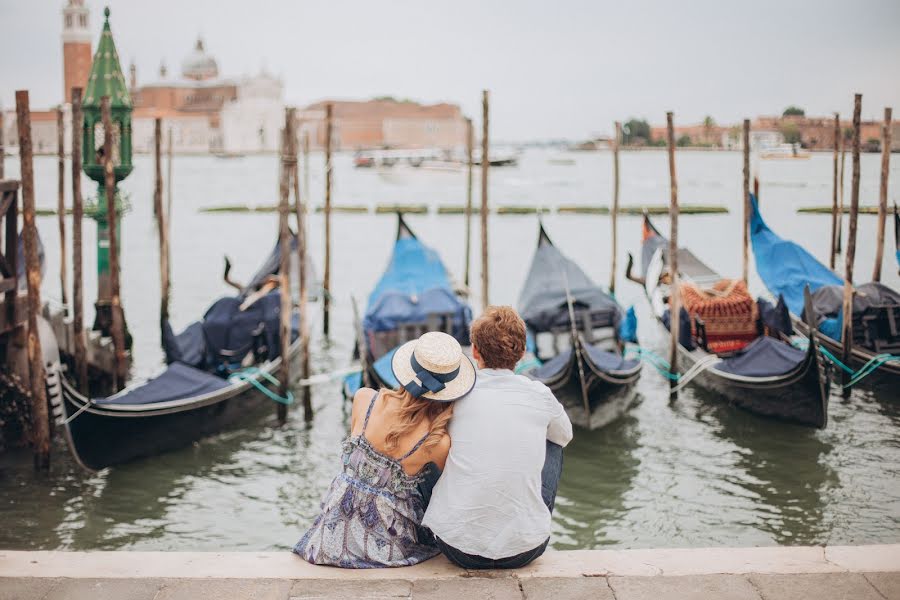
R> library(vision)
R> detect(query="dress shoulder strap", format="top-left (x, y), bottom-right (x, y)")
top-left (398, 430), bottom-right (432, 462)
top-left (361, 390), bottom-right (379, 434)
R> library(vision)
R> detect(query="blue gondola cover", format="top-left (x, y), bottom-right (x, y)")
top-left (749, 194), bottom-right (842, 316)
top-left (95, 362), bottom-right (231, 405)
top-left (364, 232), bottom-right (471, 342)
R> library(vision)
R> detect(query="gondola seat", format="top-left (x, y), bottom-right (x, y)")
top-left (715, 336), bottom-right (806, 377)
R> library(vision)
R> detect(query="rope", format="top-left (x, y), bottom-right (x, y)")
top-left (228, 367), bottom-right (294, 405)
top-left (623, 346), bottom-right (731, 391)
top-left (790, 338), bottom-right (899, 388)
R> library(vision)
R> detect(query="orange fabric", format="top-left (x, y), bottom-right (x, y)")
top-left (679, 279), bottom-right (758, 353)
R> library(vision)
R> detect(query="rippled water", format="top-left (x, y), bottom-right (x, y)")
top-left (1, 148), bottom-right (898, 551)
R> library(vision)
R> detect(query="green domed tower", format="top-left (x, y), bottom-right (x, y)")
top-left (81, 6), bottom-right (132, 334)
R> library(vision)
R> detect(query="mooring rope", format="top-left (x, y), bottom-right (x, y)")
top-left (228, 367), bottom-right (294, 405)
top-left (791, 339), bottom-right (899, 388)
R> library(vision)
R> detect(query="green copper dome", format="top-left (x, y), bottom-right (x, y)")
top-left (83, 6), bottom-right (132, 109)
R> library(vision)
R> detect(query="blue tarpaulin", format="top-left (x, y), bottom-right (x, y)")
top-left (715, 336), bottom-right (806, 377)
top-left (363, 225), bottom-right (471, 341)
top-left (749, 195), bottom-right (842, 316)
top-left (95, 362), bottom-right (231, 405)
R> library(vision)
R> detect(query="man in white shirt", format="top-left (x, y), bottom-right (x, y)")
top-left (421, 306), bottom-right (573, 569)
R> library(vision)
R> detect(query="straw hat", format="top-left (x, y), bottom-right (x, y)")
top-left (391, 332), bottom-right (476, 402)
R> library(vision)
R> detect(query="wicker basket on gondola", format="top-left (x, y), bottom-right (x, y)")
top-left (678, 279), bottom-right (758, 354)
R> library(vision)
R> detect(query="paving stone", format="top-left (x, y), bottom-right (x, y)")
top-left (609, 574), bottom-right (761, 600)
top-left (749, 573), bottom-right (884, 600)
top-left (155, 578), bottom-right (292, 600)
top-left (864, 572), bottom-right (900, 599)
top-left (0, 578), bottom-right (61, 600)
top-left (411, 577), bottom-right (522, 600)
top-left (520, 576), bottom-right (614, 600)
top-left (290, 578), bottom-right (412, 599)
top-left (42, 578), bottom-right (163, 600)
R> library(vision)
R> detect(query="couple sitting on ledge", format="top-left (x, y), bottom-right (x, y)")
top-left (293, 306), bottom-right (573, 569)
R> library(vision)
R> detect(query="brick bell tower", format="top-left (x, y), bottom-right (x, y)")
top-left (62, 0), bottom-right (92, 103)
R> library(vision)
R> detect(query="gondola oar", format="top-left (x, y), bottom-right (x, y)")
top-left (561, 269), bottom-right (591, 420)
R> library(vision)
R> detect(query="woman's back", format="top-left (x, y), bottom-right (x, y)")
top-left (293, 388), bottom-right (449, 568)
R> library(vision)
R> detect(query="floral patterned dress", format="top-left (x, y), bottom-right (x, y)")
top-left (293, 391), bottom-right (438, 568)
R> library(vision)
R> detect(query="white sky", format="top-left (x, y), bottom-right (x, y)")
top-left (2, 0), bottom-right (899, 141)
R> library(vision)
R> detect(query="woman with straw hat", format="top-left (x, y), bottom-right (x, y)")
top-left (293, 331), bottom-right (475, 568)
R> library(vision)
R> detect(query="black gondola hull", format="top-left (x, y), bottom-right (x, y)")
top-left (543, 369), bottom-right (640, 430)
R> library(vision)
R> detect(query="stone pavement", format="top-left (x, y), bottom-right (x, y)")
top-left (1, 545), bottom-right (898, 599)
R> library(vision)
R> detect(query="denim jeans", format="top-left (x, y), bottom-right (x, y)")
top-left (431, 440), bottom-right (564, 570)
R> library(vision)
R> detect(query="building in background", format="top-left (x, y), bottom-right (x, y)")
top-left (296, 99), bottom-right (467, 151)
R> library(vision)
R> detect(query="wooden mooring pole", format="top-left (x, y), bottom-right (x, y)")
top-left (830, 113), bottom-right (840, 270)
top-left (166, 126), bottom-right (173, 228)
top-left (610, 121), bottom-right (621, 295)
top-left (277, 108), bottom-right (295, 424)
top-left (57, 107), bottom-right (68, 310)
top-left (71, 88), bottom-right (88, 393)
top-left (841, 94), bottom-right (862, 387)
top-left (153, 119), bottom-right (170, 325)
top-left (837, 133), bottom-right (845, 253)
top-left (742, 119), bottom-right (750, 284)
top-left (292, 121), bottom-right (312, 422)
top-left (480, 90), bottom-right (490, 310)
top-left (464, 117), bottom-right (474, 290)
top-left (16, 90), bottom-right (50, 470)
top-left (0, 109), bottom-right (5, 179)
top-left (323, 103), bottom-right (333, 337)
top-left (872, 107), bottom-right (892, 282)
top-left (101, 96), bottom-right (126, 390)
top-left (666, 111), bottom-right (680, 397)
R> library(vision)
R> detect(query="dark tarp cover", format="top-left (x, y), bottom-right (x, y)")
top-left (662, 307), bottom-right (695, 350)
top-left (518, 234), bottom-right (622, 333)
top-left (162, 321), bottom-right (205, 367)
top-left (758, 295), bottom-right (793, 337)
top-left (95, 362), bottom-right (231, 405)
top-left (715, 336), bottom-right (806, 377)
top-left (243, 234), bottom-right (318, 300)
top-left (805, 282), bottom-right (900, 342)
top-left (363, 233), bottom-right (471, 340)
top-left (583, 344), bottom-right (640, 373)
top-left (749, 194), bottom-right (842, 316)
top-left (530, 349), bottom-right (573, 381)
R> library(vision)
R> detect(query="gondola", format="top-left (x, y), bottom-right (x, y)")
top-left (516, 224), bottom-right (641, 430)
top-left (51, 234), bottom-right (315, 471)
top-left (750, 195), bottom-right (900, 389)
top-left (636, 215), bottom-right (830, 428)
top-left (343, 214), bottom-right (472, 397)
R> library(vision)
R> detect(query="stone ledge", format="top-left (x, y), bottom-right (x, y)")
top-left (1, 545), bottom-right (897, 581)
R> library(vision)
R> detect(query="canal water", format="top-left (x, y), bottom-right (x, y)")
top-left (1, 148), bottom-right (898, 551)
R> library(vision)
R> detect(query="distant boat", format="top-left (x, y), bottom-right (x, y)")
top-left (547, 157), bottom-right (576, 166)
top-left (212, 151), bottom-right (246, 159)
top-left (759, 143), bottom-right (811, 160)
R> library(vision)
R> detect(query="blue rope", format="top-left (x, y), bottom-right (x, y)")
top-left (624, 346), bottom-right (680, 381)
top-left (228, 367), bottom-right (295, 405)
top-left (791, 338), bottom-right (898, 388)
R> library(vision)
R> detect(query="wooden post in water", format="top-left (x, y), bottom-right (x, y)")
top-left (153, 119), bottom-right (170, 326)
top-left (830, 113), bottom-right (840, 270)
top-left (742, 119), bottom-right (750, 284)
top-left (0, 110), bottom-right (4, 179)
top-left (71, 88), bottom-right (87, 393)
top-left (837, 133), bottom-right (845, 252)
top-left (277, 108), bottom-right (295, 424)
top-left (166, 126), bottom-right (173, 228)
top-left (610, 121), bottom-right (621, 295)
top-left (57, 107), bottom-right (68, 309)
top-left (464, 117), bottom-right (474, 290)
top-left (292, 118), bottom-right (312, 421)
top-left (480, 90), bottom-right (490, 310)
top-left (101, 96), bottom-right (126, 390)
top-left (323, 103), bottom-right (333, 337)
top-left (666, 112), bottom-right (680, 397)
top-left (841, 94), bottom-right (862, 384)
top-left (16, 90), bottom-right (50, 470)
top-left (872, 107), bottom-right (892, 282)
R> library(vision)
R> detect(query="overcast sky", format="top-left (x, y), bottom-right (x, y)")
top-left (2, 0), bottom-right (898, 140)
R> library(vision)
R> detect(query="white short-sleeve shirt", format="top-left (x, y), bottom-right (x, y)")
top-left (421, 368), bottom-right (573, 558)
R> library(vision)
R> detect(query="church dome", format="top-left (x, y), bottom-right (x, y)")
top-left (181, 38), bottom-right (218, 81)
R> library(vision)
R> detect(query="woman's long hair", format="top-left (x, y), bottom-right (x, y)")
top-left (380, 388), bottom-right (453, 452)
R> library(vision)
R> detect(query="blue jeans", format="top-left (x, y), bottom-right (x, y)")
top-left (427, 440), bottom-right (564, 570)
